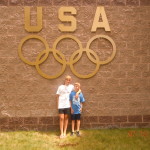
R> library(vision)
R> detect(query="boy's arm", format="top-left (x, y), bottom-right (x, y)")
top-left (69, 93), bottom-right (74, 114)
top-left (75, 89), bottom-right (81, 98)
top-left (80, 93), bottom-right (85, 112)
top-left (80, 103), bottom-right (83, 112)
top-left (70, 101), bottom-right (74, 114)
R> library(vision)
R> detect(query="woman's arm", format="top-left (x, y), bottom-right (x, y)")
top-left (56, 94), bottom-right (59, 109)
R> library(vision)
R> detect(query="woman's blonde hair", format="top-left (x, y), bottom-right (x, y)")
top-left (65, 75), bottom-right (72, 80)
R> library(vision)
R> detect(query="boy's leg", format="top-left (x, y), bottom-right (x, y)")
top-left (76, 120), bottom-right (81, 136)
top-left (76, 120), bottom-right (80, 132)
top-left (72, 120), bottom-right (75, 132)
top-left (76, 114), bottom-right (81, 132)
top-left (70, 114), bottom-right (75, 136)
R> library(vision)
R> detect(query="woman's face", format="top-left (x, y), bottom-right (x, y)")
top-left (65, 77), bottom-right (71, 85)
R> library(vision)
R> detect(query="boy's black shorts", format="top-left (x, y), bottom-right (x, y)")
top-left (71, 114), bottom-right (81, 120)
top-left (58, 108), bottom-right (70, 114)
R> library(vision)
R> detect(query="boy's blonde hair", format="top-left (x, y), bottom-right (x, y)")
top-left (74, 82), bottom-right (81, 87)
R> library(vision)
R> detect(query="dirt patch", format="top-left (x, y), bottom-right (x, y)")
top-left (58, 142), bottom-right (79, 148)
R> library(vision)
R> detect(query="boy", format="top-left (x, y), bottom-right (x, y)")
top-left (69, 82), bottom-right (85, 136)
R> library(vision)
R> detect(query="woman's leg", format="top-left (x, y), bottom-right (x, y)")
top-left (63, 114), bottom-right (69, 136)
top-left (59, 114), bottom-right (64, 137)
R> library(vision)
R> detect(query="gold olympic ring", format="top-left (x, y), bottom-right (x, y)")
top-left (70, 48), bottom-right (100, 78)
top-left (86, 35), bottom-right (116, 65)
top-left (18, 35), bottom-right (49, 66)
top-left (18, 35), bottom-right (116, 79)
top-left (35, 48), bottom-right (67, 79)
top-left (53, 35), bottom-right (83, 65)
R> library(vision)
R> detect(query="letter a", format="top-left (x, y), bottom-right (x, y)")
top-left (91, 7), bottom-right (110, 32)
top-left (25, 7), bottom-right (42, 32)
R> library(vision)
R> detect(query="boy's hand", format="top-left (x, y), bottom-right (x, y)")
top-left (71, 108), bottom-right (74, 114)
top-left (75, 89), bottom-right (81, 99)
top-left (75, 93), bottom-right (78, 99)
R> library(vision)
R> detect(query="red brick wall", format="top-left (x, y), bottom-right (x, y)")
top-left (0, 0), bottom-right (150, 131)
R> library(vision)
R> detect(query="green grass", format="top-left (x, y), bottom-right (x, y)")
top-left (0, 128), bottom-right (150, 150)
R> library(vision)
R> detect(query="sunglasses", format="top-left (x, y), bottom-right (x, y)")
top-left (65, 78), bottom-right (71, 81)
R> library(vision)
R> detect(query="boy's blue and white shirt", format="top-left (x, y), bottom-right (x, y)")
top-left (69, 91), bottom-right (85, 114)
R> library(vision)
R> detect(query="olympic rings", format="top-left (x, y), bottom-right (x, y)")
top-left (18, 35), bottom-right (49, 66)
top-left (53, 35), bottom-right (83, 65)
top-left (35, 48), bottom-right (67, 79)
top-left (86, 35), bottom-right (116, 65)
top-left (18, 34), bottom-right (116, 79)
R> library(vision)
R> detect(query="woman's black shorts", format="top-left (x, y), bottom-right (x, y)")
top-left (58, 108), bottom-right (70, 114)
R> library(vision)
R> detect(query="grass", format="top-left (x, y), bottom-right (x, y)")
top-left (0, 128), bottom-right (150, 150)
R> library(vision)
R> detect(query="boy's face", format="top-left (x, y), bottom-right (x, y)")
top-left (74, 84), bottom-right (80, 92)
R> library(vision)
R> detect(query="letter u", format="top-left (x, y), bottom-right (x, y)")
top-left (24, 7), bottom-right (43, 32)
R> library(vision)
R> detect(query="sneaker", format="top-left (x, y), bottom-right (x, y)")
top-left (76, 131), bottom-right (81, 137)
top-left (70, 132), bottom-right (74, 136)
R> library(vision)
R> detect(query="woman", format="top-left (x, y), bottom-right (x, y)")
top-left (56, 75), bottom-right (79, 138)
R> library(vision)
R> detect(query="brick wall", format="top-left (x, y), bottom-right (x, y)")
top-left (0, 0), bottom-right (150, 131)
